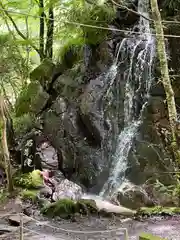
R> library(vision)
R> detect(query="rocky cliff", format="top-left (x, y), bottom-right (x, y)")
top-left (14, 0), bottom-right (180, 208)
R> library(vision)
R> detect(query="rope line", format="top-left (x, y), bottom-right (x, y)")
top-left (23, 226), bottom-right (47, 237)
top-left (1, 7), bottom-right (180, 38)
top-left (22, 213), bottom-right (127, 234)
top-left (1, 4), bottom-right (180, 25)
top-left (0, 212), bottom-right (128, 238)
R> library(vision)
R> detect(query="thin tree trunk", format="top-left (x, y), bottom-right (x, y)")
top-left (150, 0), bottom-right (180, 162)
top-left (39, 0), bottom-right (45, 61)
top-left (45, 2), bottom-right (54, 59)
top-left (0, 95), bottom-right (13, 192)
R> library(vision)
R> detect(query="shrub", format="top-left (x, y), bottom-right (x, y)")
top-left (14, 170), bottom-right (43, 189)
top-left (21, 189), bottom-right (38, 202)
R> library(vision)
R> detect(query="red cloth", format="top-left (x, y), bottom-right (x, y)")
top-left (40, 170), bottom-right (54, 188)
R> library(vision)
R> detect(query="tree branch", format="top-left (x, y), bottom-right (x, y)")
top-left (0, 2), bottom-right (44, 59)
top-left (111, 0), bottom-right (152, 22)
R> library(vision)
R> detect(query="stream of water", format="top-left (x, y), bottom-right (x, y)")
top-left (100, 0), bottom-right (156, 198)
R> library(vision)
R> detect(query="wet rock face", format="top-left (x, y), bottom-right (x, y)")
top-left (126, 96), bottom-right (174, 187)
top-left (26, 41), bottom-right (172, 197)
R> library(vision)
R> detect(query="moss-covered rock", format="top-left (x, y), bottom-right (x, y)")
top-left (137, 206), bottom-right (180, 217)
top-left (41, 199), bottom-right (78, 219)
top-left (41, 198), bottom-right (98, 219)
top-left (58, 38), bottom-right (84, 68)
top-left (76, 199), bottom-right (98, 215)
top-left (30, 59), bottom-right (55, 90)
top-left (14, 170), bottom-right (43, 189)
top-left (15, 81), bottom-right (49, 117)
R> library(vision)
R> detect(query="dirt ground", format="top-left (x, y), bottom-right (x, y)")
top-left (1, 199), bottom-right (180, 240)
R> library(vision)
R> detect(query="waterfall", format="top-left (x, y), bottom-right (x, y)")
top-left (100, 0), bottom-right (156, 198)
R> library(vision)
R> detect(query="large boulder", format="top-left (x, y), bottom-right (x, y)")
top-left (116, 180), bottom-right (153, 210)
top-left (52, 179), bottom-right (83, 201)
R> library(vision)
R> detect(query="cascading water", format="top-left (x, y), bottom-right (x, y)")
top-left (100, 0), bottom-right (156, 198)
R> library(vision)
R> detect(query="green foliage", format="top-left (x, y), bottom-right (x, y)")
top-left (154, 179), bottom-right (180, 198)
top-left (13, 113), bottom-right (37, 135)
top-left (0, 188), bottom-right (9, 203)
top-left (57, 37), bottom-right (85, 66)
top-left (14, 170), bottom-right (43, 189)
top-left (163, 0), bottom-right (180, 11)
top-left (0, 33), bottom-right (28, 101)
top-left (67, 1), bottom-right (115, 44)
top-left (15, 82), bottom-right (41, 117)
top-left (138, 206), bottom-right (180, 216)
top-left (20, 189), bottom-right (38, 202)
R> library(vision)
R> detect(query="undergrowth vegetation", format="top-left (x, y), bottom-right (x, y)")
top-left (14, 170), bottom-right (43, 189)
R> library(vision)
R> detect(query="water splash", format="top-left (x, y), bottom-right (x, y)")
top-left (100, 121), bottom-right (140, 197)
top-left (100, 0), bottom-right (156, 198)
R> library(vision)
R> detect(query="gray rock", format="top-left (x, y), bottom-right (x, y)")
top-left (115, 180), bottom-right (154, 210)
top-left (52, 179), bottom-right (83, 201)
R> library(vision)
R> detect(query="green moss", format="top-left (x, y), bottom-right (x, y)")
top-left (41, 199), bottom-right (78, 219)
top-left (139, 232), bottom-right (167, 240)
top-left (15, 79), bottom-right (50, 117)
top-left (15, 82), bottom-right (40, 117)
top-left (138, 206), bottom-right (180, 216)
top-left (76, 199), bottom-right (98, 215)
top-left (14, 170), bottom-right (43, 189)
top-left (41, 198), bottom-right (98, 219)
top-left (13, 113), bottom-right (37, 135)
top-left (20, 189), bottom-right (38, 202)
top-left (30, 59), bottom-right (55, 89)
top-left (58, 37), bottom-right (85, 68)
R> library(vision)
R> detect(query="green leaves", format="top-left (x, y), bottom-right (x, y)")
top-left (0, 0), bottom-right (116, 111)
top-left (66, 1), bottom-right (115, 44)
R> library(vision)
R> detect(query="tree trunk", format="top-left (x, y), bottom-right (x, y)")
top-left (45, 2), bottom-right (54, 59)
top-left (0, 95), bottom-right (13, 192)
top-left (150, 0), bottom-right (180, 162)
top-left (39, 0), bottom-right (45, 61)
